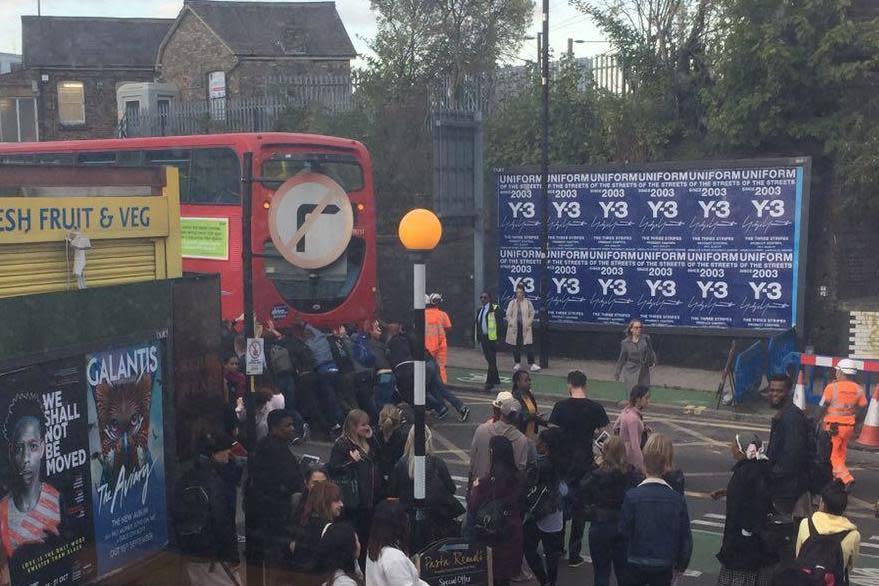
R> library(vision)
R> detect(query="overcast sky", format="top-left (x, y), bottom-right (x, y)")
top-left (0, 0), bottom-right (608, 65)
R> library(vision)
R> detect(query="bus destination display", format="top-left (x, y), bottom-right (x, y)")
top-left (496, 160), bottom-right (809, 333)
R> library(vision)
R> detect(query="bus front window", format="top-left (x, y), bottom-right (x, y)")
top-left (260, 152), bottom-right (365, 314)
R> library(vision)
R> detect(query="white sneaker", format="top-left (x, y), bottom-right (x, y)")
top-left (513, 363), bottom-right (521, 371)
top-left (530, 363), bottom-right (541, 372)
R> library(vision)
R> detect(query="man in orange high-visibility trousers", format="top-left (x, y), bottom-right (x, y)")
top-left (425, 293), bottom-right (452, 383)
top-left (819, 358), bottom-right (868, 487)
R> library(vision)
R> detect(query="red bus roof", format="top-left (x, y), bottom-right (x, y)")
top-left (0, 132), bottom-right (368, 155)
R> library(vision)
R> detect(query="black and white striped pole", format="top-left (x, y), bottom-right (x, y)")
top-left (398, 208), bottom-right (442, 551)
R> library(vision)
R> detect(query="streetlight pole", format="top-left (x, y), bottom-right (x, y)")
top-left (398, 209), bottom-right (442, 551)
top-left (539, 0), bottom-right (550, 369)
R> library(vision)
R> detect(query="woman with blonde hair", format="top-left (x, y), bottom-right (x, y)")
top-left (328, 409), bottom-right (382, 566)
top-left (619, 434), bottom-right (693, 585)
top-left (614, 318), bottom-right (656, 398)
top-left (581, 436), bottom-right (641, 586)
top-left (390, 426), bottom-right (462, 543)
top-left (505, 283), bottom-right (539, 372)
top-left (375, 405), bottom-right (406, 487)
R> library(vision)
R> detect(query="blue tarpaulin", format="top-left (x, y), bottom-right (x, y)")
top-left (767, 328), bottom-right (796, 377)
top-left (733, 341), bottom-right (767, 402)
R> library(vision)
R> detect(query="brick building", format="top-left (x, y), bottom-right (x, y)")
top-left (1, 16), bottom-right (172, 141)
top-left (156, 0), bottom-right (356, 102)
top-left (0, 1), bottom-right (356, 142)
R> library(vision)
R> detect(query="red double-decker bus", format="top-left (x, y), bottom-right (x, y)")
top-left (0, 133), bottom-right (377, 328)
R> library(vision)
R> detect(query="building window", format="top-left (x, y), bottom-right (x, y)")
top-left (0, 97), bottom-right (38, 142)
top-left (58, 81), bottom-right (85, 125)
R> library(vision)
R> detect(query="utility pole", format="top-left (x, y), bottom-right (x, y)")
top-left (539, 0), bottom-right (550, 369)
top-left (37, 0), bottom-right (41, 16)
top-left (537, 33), bottom-right (542, 70)
top-left (568, 38), bottom-right (574, 58)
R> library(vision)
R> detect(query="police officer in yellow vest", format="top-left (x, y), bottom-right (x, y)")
top-left (475, 291), bottom-right (503, 390)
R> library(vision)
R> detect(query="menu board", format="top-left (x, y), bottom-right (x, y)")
top-left (496, 160), bottom-right (809, 333)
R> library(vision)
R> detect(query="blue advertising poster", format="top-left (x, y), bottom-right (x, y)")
top-left (496, 161), bottom-right (808, 333)
top-left (85, 341), bottom-right (168, 576)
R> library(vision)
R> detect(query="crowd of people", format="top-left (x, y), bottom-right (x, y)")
top-left (170, 305), bottom-right (867, 586)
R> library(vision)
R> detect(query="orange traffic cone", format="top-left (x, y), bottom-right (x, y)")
top-left (855, 385), bottom-right (879, 449)
top-left (793, 367), bottom-right (807, 411)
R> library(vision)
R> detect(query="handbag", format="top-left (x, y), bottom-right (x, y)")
top-left (334, 459), bottom-right (361, 510)
top-left (525, 483), bottom-right (557, 520)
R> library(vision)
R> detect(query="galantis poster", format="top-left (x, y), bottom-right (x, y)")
top-left (0, 360), bottom-right (96, 586)
top-left (86, 341), bottom-right (168, 576)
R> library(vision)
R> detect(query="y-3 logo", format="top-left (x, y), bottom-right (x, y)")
top-left (646, 280), bottom-right (676, 297)
top-left (698, 201), bottom-right (731, 218)
top-left (696, 281), bottom-right (728, 299)
top-left (508, 202), bottom-right (536, 218)
top-left (552, 202), bottom-right (581, 218)
top-left (647, 201), bottom-right (678, 219)
top-left (598, 201), bottom-right (628, 219)
top-left (752, 200), bottom-right (784, 218)
top-left (508, 277), bottom-right (535, 292)
top-left (552, 278), bottom-right (580, 294)
top-left (749, 282), bottom-right (782, 300)
top-left (598, 279), bottom-right (627, 296)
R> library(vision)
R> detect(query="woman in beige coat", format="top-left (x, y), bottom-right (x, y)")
top-left (505, 284), bottom-right (540, 371)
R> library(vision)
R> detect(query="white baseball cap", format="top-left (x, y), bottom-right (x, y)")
top-left (836, 358), bottom-right (858, 376)
top-left (492, 391), bottom-right (514, 408)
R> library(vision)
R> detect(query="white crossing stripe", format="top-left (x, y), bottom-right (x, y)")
top-left (870, 535), bottom-right (879, 541)
top-left (451, 475), bottom-right (469, 483)
top-left (576, 556), bottom-right (701, 577)
top-left (692, 519), bottom-right (725, 528)
top-left (705, 513), bottom-right (726, 520)
top-left (859, 542), bottom-right (879, 550)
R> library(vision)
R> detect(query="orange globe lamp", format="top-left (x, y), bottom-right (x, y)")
top-left (398, 208), bottom-right (442, 251)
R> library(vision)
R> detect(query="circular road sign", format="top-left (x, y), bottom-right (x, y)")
top-left (268, 171), bottom-right (354, 270)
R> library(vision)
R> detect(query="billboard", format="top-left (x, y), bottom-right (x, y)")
top-left (86, 340), bottom-right (168, 576)
top-left (0, 360), bottom-right (97, 586)
top-left (496, 159), bottom-right (810, 334)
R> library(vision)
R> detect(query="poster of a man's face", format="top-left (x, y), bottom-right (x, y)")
top-left (0, 362), bottom-right (96, 586)
top-left (2, 393), bottom-right (60, 557)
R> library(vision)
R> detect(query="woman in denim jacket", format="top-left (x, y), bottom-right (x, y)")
top-left (619, 434), bottom-right (693, 586)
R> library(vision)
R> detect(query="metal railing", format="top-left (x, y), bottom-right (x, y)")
top-left (118, 74), bottom-right (358, 137)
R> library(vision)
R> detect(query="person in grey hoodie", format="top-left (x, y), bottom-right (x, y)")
top-left (469, 393), bottom-right (534, 486)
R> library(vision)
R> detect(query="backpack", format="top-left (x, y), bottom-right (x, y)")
top-left (270, 342), bottom-right (293, 374)
top-left (791, 516), bottom-right (852, 586)
top-left (472, 494), bottom-right (510, 544)
top-left (173, 465), bottom-right (215, 557)
top-left (807, 418), bottom-right (833, 495)
top-left (351, 333), bottom-right (376, 367)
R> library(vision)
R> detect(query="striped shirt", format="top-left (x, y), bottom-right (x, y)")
top-left (0, 483), bottom-right (61, 557)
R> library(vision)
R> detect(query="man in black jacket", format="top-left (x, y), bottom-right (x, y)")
top-left (766, 374), bottom-right (813, 567)
top-left (174, 431), bottom-right (242, 585)
top-left (245, 410), bottom-right (304, 584)
top-left (766, 374), bottom-right (812, 515)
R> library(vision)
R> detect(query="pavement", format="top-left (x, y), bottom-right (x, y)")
top-left (293, 388), bottom-right (879, 586)
top-left (444, 344), bottom-right (776, 422)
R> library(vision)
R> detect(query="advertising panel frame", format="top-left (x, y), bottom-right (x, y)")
top-left (0, 329), bottom-right (174, 585)
top-left (494, 156), bottom-right (811, 338)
